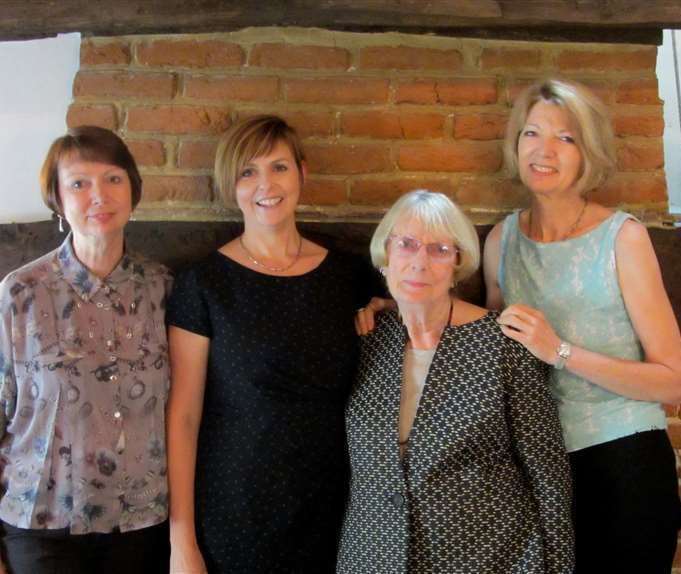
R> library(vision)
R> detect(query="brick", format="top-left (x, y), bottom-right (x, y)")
top-left (285, 78), bottom-right (389, 105)
top-left (141, 175), bottom-right (212, 202)
top-left (397, 142), bottom-right (502, 173)
top-left (126, 105), bottom-right (231, 135)
top-left (305, 144), bottom-right (392, 175)
top-left (557, 48), bottom-right (657, 72)
top-left (341, 111), bottom-right (445, 139)
top-left (137, 40), bottom-right (243, 68)
top-left (456, 177), bottom-right (526, 207)
top-left (300, 178), bottom-right (347, 206)
top-left (613, 113), bottom-right (664, 137)
top-left (350, 177), bottom-right (455, 206)
top-left (668, 419), bottom-right (681, 449)
top-left (616, 79), bottom-right (662, 104)
top-left (177, 139), bottom-right (219, 169)
top-left (480, 48), bottom-right (540, 70)
top-left (396, 79), bottom-right (497, 105)
top-left (66, 104), bottom-right (118, 130)
top-left (597, 174), bottom-right (667, 205)
top-left (360, 46), bottom-right (462, 71)
top-left (453, 113), bottom-right (507, 140)
top-left (81, 39), bottom-right (131, 66)
top-left (249, 43), bottom-right (350, 70)
top-left (617, 141), bottom-right (664, 171)
top-left (73, 71), bottom-right (175, 99)
top-left (236, 110), bottom-right (335, 138)
top-left (184, 76), bottom-right (279, 102)
top-left (126, 139), bottom-right (166, 167)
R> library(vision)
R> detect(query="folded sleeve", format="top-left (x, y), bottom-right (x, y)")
top-left (165, 265), bottom-right (212, 338)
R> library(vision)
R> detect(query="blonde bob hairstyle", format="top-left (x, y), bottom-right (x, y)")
top-left (214, 115), bottom-right (305, 204)
top-left (504, 78), bottom-right (617, 195)
top-left (370, 190), bottom-right (480, 284)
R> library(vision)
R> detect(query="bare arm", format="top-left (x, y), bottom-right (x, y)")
top-left (483, 222), bottom-right (505, 311)
top-left (498, 220), bottom-right (681, 404)
top-left (167, 326), bottom-right (210, 573)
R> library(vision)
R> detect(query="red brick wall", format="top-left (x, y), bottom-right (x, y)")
top-left (67, 28), bottom-right (667, 224)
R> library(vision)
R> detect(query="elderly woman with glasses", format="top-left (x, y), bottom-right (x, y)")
top-left (337, 190), bottom-right (574, 574)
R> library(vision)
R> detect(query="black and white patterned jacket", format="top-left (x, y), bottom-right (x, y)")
top-left (337, 310), bottom-right (574, 574)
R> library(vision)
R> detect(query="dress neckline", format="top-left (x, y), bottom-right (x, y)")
top-left (214, 248), bottom-right (331, 279)
top-left (517, 209), bottom-right (620, 246)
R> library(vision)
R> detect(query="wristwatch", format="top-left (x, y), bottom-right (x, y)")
top-left (554, 341), bottom-right (571, 370)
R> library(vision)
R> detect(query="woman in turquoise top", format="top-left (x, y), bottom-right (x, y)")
top-left (484, 78), bottom-right (681, 573)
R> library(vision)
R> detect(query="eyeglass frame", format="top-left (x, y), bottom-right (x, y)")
top-left (387, 234), bottom-right (460, 261)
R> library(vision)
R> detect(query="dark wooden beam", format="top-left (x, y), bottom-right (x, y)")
top-left (0, 0), bottom-right (675, 44)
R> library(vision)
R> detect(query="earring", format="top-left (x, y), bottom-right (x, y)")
top-left (58, 214), bottom-right (64, 233)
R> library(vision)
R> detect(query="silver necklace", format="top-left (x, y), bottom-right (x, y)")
top-left (528, 199), bottom-right (588, 242)
top-left (239, 234), bottom-right (303, 273)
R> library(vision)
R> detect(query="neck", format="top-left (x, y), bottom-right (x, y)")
top-left (241, 222), bottom-right (301, 258)
top-left (71, 232), bottom-right (124, 278)
top-left (400, 296), bottom-right (453, 350)
top-left (527, 194), bottom-right (587, 242)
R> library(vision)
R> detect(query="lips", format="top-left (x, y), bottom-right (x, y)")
top-left (88, 212), bottom-right (115, 223)
top-left (530, 163), bottom-right (558, 174)
top-left (256, 196), bottom-right (283, 207)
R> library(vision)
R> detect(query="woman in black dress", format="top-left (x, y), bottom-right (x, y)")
top-left (166, 116), bottom-right (375, 573)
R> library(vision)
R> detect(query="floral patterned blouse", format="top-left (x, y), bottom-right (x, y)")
top-left (0, 234), bottom-right (171, 534)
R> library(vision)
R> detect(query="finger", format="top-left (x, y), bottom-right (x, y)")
top-left (497, 313), bottom-right (532, 333)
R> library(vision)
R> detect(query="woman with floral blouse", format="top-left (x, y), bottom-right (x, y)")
top-left (0, 126), bottom-right (171, 573)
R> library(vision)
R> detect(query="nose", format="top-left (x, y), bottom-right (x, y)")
top-left (409, 244), bottom-right (429, 269)
top-left (256, 171), bottom-right (272, 191)
top-left (537, 136), bottom-right (556, 157)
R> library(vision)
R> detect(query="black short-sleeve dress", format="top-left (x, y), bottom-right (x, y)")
top-left (166, 249), bottom-right (375, 574)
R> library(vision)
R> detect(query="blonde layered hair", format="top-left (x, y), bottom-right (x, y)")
top-left (214, 115), bottom-right (305, 204)
top-left (370, 190), bottom-right (480, 284)
top-left (504, 79), bottom-right (617, 195)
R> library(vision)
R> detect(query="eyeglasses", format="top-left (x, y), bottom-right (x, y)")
top-left (388, 235), bottom-right (458, 261)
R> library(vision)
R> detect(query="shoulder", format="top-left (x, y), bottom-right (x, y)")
top-left (127, 251), bottom-right (171, 280)
top-left (0, 248), bottom-right (59, 302)
top-left (614, 216), bottom-right (649, 246)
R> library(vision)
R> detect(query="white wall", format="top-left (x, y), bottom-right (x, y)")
top-left (0, 33), bottom-right (80, 224)
top-left (657, 29), bottom-right (681, 215)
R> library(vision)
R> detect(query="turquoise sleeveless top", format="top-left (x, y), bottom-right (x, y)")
top-left (499, 210), bottom-right (666, 452)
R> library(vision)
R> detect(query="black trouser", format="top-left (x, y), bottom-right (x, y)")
top-left (0, 520), bottom-right (169, 574)
top-left (570, 430), bottom-right (681, 574)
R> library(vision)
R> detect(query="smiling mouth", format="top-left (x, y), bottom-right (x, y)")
top-left (530, 164), bottom-right (558, 174)
top-left (89, 213), bottom-right (114, 221)
top-left (256, 197), bottom-right (283, 207)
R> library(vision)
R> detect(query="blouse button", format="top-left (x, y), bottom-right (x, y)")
top-left (110, 375), bottom-right (118, 382)
top-left (109, 355), bottom-right (116, 362)
top-left (96, 302), bottom-right (104, 309)
top-left (106, 340), bottom-right (114, 348)
top-left (113, 411), bottom-right (121, 419)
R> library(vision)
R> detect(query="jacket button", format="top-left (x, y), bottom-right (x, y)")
top-left (390, 492), bottom-right (405, 509)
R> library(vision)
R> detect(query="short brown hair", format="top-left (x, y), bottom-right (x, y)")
top-left (40, 126), bottom-right (142, 215)
top-left (504, 78), bottom-right (617, 195)
top-left (214, 115), bottom-right (305, 204)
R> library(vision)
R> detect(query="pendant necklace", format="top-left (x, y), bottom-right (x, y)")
top-left (239, 234), bottom-right (303, 273)
top-left (528, 199), bottom-right (588, 242)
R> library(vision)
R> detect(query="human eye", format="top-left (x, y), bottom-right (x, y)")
top-left (429, 243), bottom-right (454, 259)
top-left (521, 129), bottom-right (537, 137)
top-left (273, 162), bottom-right (289, 172)
top-left (559, 134), bottom-right (576, 144)
top-left (239, 167), bottom-right (254, 179)
top-left (69, 179), bottom-right (84, 190)
top-left (399, 237), bottom-right (419, 252)
top-left (109, 174), bottom-right (123, 184)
